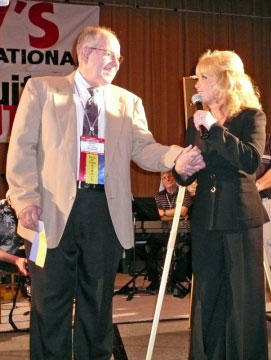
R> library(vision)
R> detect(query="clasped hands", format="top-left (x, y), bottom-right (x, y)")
top-left (175, 144), bottom-right (205, 176)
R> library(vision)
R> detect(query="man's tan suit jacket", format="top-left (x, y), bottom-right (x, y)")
top-left (6, 72), bottom-right (182, 249)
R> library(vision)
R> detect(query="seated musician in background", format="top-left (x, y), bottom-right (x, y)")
top-left (145, 170), bottom-right (192, 295)
top-left (0, 191), bottom-right (28, 276)
top-left (256, 133), bottom-right (271, 266)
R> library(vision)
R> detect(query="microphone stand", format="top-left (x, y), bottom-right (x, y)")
top-left (126, 213), bottom-right (138, 300)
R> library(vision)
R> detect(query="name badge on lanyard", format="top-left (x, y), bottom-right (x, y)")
top-left (79, 136), bottom-right (105, 184)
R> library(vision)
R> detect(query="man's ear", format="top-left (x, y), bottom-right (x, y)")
top-left (81, 46), bottom-right (91, 63)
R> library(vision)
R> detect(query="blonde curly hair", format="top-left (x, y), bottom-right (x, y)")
top-left (196, 50), bottom-right (262, 117)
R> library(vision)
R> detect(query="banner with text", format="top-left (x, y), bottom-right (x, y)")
top-left (0, 0), bottom-right (99, 142)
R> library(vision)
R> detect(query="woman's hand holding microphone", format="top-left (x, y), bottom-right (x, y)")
top-left (194, 110), bottom-right (217, 132)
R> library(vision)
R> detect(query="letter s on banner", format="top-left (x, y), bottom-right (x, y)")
top-left (28, 2), bottom-right (59, 49)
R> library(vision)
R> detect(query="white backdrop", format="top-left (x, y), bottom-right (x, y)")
top-left (0, 0), bottom-right (99, 142)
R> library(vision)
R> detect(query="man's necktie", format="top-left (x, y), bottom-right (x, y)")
top-left (83, 88), bottom-right (99, 137)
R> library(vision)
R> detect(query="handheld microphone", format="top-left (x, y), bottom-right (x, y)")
top-left (191, 94), bottom-right (209, 140)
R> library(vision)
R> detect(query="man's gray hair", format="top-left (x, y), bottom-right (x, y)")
top-left (76, 26), bottom-right (118, 55)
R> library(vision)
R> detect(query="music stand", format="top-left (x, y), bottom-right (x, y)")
top-left (114, 197), bottom-right (160, 301)
top-left (132, 197), bottom-right (161, 222)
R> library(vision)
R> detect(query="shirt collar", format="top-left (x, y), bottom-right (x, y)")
top-left (165, 187), bottom-right (178, 196)
top-left (74, 69), bottom-right (103, 102)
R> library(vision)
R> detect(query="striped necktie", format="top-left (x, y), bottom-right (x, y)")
top-left (83, 88), bottom-right (99, 137)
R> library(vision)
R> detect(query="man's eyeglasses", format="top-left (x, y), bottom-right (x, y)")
top-left (89, 47), bottom-right (124, 64)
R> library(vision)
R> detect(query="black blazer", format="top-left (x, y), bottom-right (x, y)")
top-left (174, 108), bottom-right (269, 231)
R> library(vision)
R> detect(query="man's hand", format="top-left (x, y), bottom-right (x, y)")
top-left (175, 145), bottom-right (205, 176)
top-left (18, 205), bottom-right (42, 231)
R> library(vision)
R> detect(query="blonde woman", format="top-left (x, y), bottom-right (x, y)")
top-left (174, 50), bottom-right (268, 359)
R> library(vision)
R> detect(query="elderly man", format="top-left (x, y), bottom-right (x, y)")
top-left (6, 26), bottom-right (205, 360)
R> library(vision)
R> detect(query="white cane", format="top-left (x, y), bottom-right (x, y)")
top-left (145, 185), bottom-right (186, 360)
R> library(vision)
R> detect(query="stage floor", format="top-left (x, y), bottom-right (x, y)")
top-left (0, 272), bottom-right (270, 360)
